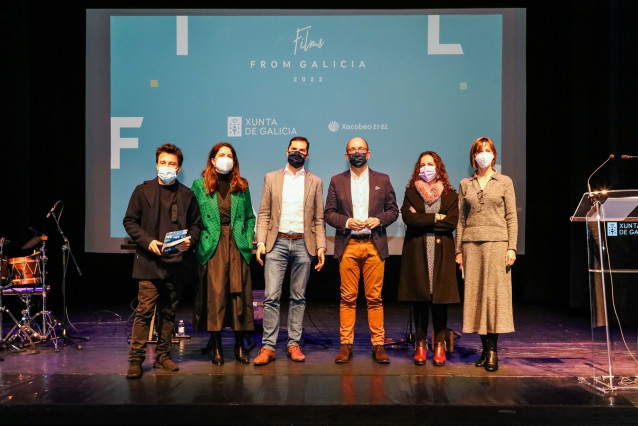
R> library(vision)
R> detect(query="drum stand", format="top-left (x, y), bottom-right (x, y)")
top-left (1, 237), bottom-right (59, 353)
top-left (1, 292), bottom-right (58, 352)
top-left (0, 236), bottom-right (7, 354)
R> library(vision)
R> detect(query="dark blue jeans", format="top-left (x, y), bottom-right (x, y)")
top-left (129, 279), bottom-right (182, 363)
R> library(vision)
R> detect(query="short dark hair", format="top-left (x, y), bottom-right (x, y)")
top-left (288, 136), bottom-right (309, 152)
top-left (156, 143), bottom-right (183, 166)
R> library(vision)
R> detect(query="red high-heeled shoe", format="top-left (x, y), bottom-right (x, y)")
top-left (433, 342), bottom-right (446, 366)
top-left (414, 341), bottom-right (427, 366)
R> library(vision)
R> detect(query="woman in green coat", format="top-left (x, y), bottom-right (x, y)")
top-left (192, 142), bottom-right (256, 365)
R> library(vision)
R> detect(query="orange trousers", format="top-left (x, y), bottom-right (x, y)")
top-left (338, 240), bottom-right (386, 346)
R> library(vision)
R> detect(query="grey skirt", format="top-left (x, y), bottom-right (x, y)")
top-left (461, 241), bottom-right (514, 334)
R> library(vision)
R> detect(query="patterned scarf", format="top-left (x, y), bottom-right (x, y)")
top-left (414, 179), bottom-right (444, 205)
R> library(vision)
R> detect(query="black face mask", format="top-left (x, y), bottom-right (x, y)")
top-left (348, 152), bottom-right (367, 168)
top-left (287, 151), bottom-right (306, 168)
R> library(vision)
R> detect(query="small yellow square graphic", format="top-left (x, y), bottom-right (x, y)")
top-left (150, 80), bottom-right (158, 87)
top-left (460, 82), bottom-right (468, 90)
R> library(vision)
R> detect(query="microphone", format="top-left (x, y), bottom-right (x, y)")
top-left (587, 154), bottom-right (614, 204)
top-left (621, 155), bottom-right (638, 159)
top-left (46, 200), bottom-right (62, 219)
top-left (28, 226), bottom-right (43, 236)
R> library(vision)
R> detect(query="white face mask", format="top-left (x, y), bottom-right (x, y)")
top-left (475, 152), bottom-right (494, 169)
top-left (214, 156), bottom-right (234, 174)
top-left (158, 166), bottom-right (177, 184)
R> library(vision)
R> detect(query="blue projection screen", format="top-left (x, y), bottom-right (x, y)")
top-left (86, 9), bottom-right (526, 254)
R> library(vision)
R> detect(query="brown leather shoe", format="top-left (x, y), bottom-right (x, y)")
top-left (433, 342), bottom-right (446, 366)
top-left (287, 345), bottom-right (306, 362)
top-left (126, 361), bottom-right (143, 379)
top-left (253, 347), bottom-right (276, 366)
top-left (335, 344), bottom-right (353, 363)
top-left (414, 341), bottom-right (427, 366)
top-left (372, 345), bottom-right (390, 364)
top-left (153, 357), bottom-right (179, 372)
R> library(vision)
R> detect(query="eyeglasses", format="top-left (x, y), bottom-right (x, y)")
top-left (477, 190), bottom-right (484, 204)
top-left (347, 148), bottom-right (368, 154)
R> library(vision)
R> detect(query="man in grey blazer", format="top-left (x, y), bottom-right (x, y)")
top-left (253, 136), bottom-right (326, 365)
top-left (324, 137), bottom-right (399, 364)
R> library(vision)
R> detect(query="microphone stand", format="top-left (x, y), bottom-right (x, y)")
top-left (49, 205), bottom-right (89, 350)
top-left (587, 154), bottom-right (614, 205)
top-left (384, 302), bottom-right (414, 350)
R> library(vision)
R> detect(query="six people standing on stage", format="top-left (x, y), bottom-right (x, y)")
top-left (397, 151), bottom-right (460, 366)
top-left (455, 137), bottom-right (518, 372)
top-left (324, 137), bottom-right (399, 364)
top-left (122, 136), bottom-right (518, 372)
top-left (253, 136), bottom-right (327, 365)
top-left (191, 142), bottom-right (256, 365)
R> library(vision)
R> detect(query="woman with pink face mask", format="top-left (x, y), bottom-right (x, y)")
top-left (455, 137), bottom-right (518, 372)
top-left (398, 151), bottom-right (460, 366)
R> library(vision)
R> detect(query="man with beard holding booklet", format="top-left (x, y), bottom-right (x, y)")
top-left (123, 143), bottom-right (201, 379)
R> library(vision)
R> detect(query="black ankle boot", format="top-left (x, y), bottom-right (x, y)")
top-left (475, 350), bottom-right (487, 367)
top-left (234, 346), bottom-right (250, 364)
top-left (234, 331), bottom-right (250, 364)
top-left (210, 332), bottom-right (224, 366)
top-left (475, 334), bottom-right (488, 367)
top-left (485, 350), bottom-right (498, 372)
top-left (484, 333), bottom-right (499, 372)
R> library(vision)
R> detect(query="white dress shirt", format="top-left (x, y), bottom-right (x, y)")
top-left (348, 167), bottom-right (371, 235)
top-left (279, 164), bottom-right (305, 233)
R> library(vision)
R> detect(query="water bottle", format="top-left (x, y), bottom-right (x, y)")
top-left (177, 320), bottom-right (185, 336)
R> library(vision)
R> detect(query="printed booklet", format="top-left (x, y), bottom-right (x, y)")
top-left (162, 229), bottom-right (190, 253)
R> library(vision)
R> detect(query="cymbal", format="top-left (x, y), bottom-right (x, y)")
top-left (22, 236), bottom-right (42, 250)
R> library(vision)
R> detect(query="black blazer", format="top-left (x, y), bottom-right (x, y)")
top-left (123, 178), bottom-right (202, 280)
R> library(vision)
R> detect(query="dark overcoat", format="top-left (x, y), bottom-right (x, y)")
top-left (397, 187), bottom-right (460, 303)
top-left (123, 178), bottom-right (202, 282)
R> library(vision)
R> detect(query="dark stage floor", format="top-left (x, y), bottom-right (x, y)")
top-left (1, 301), bottom-right (638, 425)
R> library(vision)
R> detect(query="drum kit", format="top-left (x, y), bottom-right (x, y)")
top-left (0, 234), bottom-right (59, 352)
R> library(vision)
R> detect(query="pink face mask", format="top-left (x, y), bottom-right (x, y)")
top-left (419, 166), bottom-right (437, 182)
